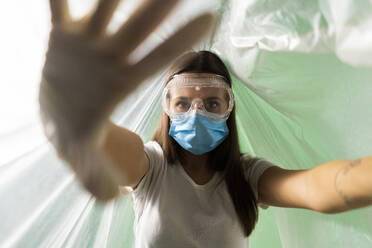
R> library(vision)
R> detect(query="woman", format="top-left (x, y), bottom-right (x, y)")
top-left (117, 50), bottom-right (279, 247)
top-left (39, 1), bottom-right (372, 247)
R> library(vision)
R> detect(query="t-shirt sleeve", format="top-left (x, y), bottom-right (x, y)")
top-left (130, 141), bottom-right (166, 201)
top-left (241, 155), bottom-right (277, 209)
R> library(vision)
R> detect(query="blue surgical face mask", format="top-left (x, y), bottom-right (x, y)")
top-left (169, 111), bottom-right (229, 155)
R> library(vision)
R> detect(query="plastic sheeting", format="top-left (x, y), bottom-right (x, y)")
top-left (1, 0), bottom-right (372, 247)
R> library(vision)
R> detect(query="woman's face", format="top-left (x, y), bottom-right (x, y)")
top-left (167, 73), bottom-right (230, 116)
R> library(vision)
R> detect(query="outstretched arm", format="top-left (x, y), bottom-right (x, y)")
top-left (308, 156), bottom-right (372, 213)
top-left (40, 0), bottom-right (214, 201)
top-left (257, 157), bottom-right (372, 213)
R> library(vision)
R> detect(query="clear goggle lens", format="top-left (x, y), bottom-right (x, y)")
top-left (162, 74), bottom-right (234, 120)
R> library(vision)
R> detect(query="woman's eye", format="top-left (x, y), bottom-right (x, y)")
top-left (176, 101), bottom-right (189, 109)
top-left (206, 101), bottom-right (219, 109)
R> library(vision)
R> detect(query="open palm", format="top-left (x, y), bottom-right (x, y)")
top-left (39, 0), bottom-right (214, 201)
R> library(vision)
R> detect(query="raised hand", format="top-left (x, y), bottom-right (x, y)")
top-left (39, 0), bottom-right (214, 201)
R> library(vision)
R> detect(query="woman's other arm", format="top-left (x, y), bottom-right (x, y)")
top-left (257, 157), bottom-right (372, 213)
top-left (307, 156), bottom-right (372, 213)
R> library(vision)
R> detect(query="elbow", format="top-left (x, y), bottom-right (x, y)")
top-left (312, 203), bottom-right (347, 214)
top-left (316, 208), bottom-right (338, 214)
top-left (319, 209), bottom-right (347, 215)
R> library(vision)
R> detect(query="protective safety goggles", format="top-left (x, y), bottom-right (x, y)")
top-left (162, 73), bottom-right (234, 121)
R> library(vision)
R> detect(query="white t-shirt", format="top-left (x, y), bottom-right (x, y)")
top-left (129, 141), bottom-right (276, 248)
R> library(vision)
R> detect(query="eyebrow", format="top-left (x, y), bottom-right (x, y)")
top-left (205, 97), bottom-right (223, 101)
top-left (173, 96), bottom-right (189, 101)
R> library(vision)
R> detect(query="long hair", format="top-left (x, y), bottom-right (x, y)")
top-left (152, 51), bottom-right (261, 237)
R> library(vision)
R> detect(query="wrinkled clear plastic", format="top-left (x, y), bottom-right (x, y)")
top-left (1, 0), bottom-right (372, 248)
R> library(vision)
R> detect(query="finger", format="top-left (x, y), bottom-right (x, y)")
top-left (85, 0), bottom-right (121, 37)
top-left (106, 0), bottom-right (179, 58)
top-left (49, 0), bottom-right (70, 25)
top-left (129, 14), bottom-right (215, 83)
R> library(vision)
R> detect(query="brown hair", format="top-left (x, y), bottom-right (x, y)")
top-left (152, 50), bottom-right (261, 237)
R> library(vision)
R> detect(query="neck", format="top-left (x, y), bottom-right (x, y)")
top-left (182, 151), bottom-right (211, 175)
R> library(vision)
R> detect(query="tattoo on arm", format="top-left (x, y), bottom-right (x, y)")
top-left (334, 159), bottom-right (362, 206)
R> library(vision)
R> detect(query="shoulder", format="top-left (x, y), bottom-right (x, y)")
top-left (240, 154), bottom-right (277, 174)
top-left (144, 141), bottom-right (165, 163)
top-left (144, 140), bottom-right (163, 153)
top-left (240, 154), bottom-right (260, 165)
top-left (128, 141), bottom-right (167, 197)
top-left (240, 154), bottom-right (278, 203)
